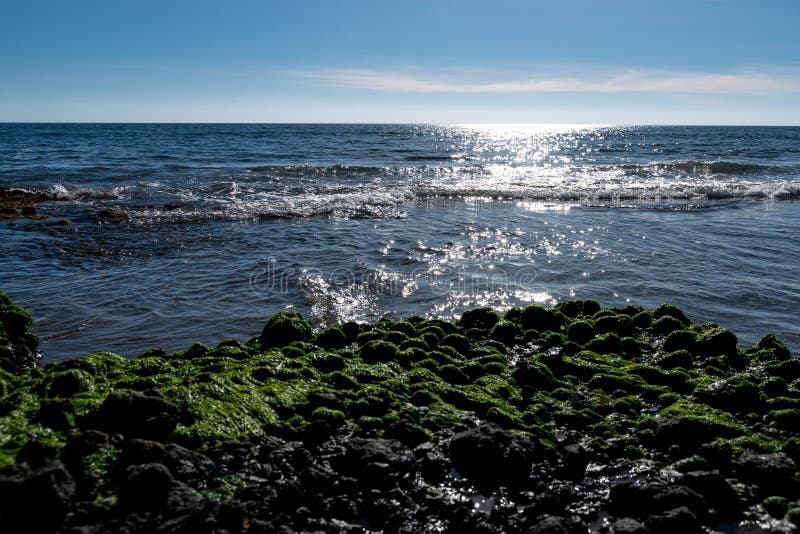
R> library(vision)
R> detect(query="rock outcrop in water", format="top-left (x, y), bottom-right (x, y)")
top-left (0, 291), bottom-right (799, 532)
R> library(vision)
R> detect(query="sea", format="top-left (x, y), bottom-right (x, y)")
top-left (1, 123), bottom-right (799, 362)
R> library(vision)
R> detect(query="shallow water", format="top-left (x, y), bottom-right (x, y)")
top-left (1, 124), bottom-right (799, 360)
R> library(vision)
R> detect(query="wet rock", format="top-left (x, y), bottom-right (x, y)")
top-left (383, 417), bottom-right (430, 447)
top-left (489, 320), bottom-right (521, 346)
top-left (115, 438), bottom-right (167, 472)
top-left (85, 390), bottom-right (179, 440)
top-left (652, 417), bottom-right (715, 453)
top-left (2, 461), bottom-right (75, 533)
top-left (521, 304), bottom-right (564, 332)
top-left (645, 506), bottom-right (702, 534)
top-left (117, 462), bottom-right (174, 513)
top-left (60, 430), bottom-right (110, 471)
top-left (260, 310), bottom-right (312, 348)
top-left (762, 495), bottom-right (789, 518)
top-left (315, 327), bottom-right (348, 349)
top-left (609, 517), bottom-right (650, 534)
top-left (360, 339), bottom-right (399, 364)
top-left (16, 439), bottom-right (58, 468)
top-left (567, 320), bottom-right (595, 345)
top-left (680, 470), bottom-right (742, 518)
top-left (96, 208), bottom-right (129, 219)
top-left (695, 327), bottom-right (738, 358)
top-left (333, 437), bottom-right (416, 489)
top-left (662, 330), bottom-right (696, 353)
top-left (524, 514), bottom-right (569, 534)
top-left (0, 396), bottom-right (13, 416)
top-left (449, 423), bottom-right (536, 489)
top-left (653, 485), bottom-right (707, 519)
top-left (34, 398), bottom-right (74, 430)
top-left (734, 450), bottom-right (798, 494)
top-left (696, 441), bottom-right (733, 473)
top-left (656, 350), bottom-right (694, 370)
top-left (560, 443), bottom-right (589, 480)
top-left (694, 376), bottom-right (763, 413)
top-left (609, 478), bottom-right (665, 518)
top-left (458, 306), bottom-right (500, 331)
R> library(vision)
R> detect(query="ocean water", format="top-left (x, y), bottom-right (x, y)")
top-left (1, 123), bottom-right (799, 361)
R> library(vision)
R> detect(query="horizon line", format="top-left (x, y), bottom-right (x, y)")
top-left (1, 121), bottom-right (799, 127)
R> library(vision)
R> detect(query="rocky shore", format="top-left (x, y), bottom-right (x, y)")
top-left (1, 289), bottom-right (799, 533)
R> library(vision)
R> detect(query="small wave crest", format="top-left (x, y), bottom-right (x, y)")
top-left (618, 160), bottom-right (785, 176)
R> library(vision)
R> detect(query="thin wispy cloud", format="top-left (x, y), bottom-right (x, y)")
top-left (295, 67), bottom-right (800, 95)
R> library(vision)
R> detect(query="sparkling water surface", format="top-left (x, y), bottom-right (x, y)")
top-left (1, 124), bottom-right (799, 360)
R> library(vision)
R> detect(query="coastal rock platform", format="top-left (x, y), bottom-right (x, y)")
top-left (1, 289), bottom-right (799, 532)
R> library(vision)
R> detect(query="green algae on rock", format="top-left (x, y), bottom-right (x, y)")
top-left (1, 292), bottom-right (800, 532)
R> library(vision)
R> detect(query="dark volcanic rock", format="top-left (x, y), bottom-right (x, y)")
top-left (117, 462), bottom-right (174, 513)
top-left (734, 450), bottom-right (798, 494)
top-left (333, 437), bottom-right (416, 489)
top-left (609, 478), bottom-right (665, 518)
top-left (85, 391), bottom-right (179, 440)
top-left (652, 417), bottom-right (715, 452)
top-left (609, 517), bottom-right (650, 534)
top-left (681, 470), bottom-right (742, 519)
top-left (449, 423), bottom-right (537, 489)
top-left (1, 461), bottom-right (76, 533)
top-left (525, 514), bottom-right (569, 533)
top-left (696, 441), bottom-right (733, 473)
top-left (645, 506), bottom-right (702, 534)
top-left (164, 443), bottom-right (216, 482)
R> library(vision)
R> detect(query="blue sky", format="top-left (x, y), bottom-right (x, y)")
top-left (1, 0), bottom-right (799, 123)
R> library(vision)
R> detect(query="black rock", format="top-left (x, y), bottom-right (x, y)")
top-left (652, 417), bottom-right (715, 453)
top-left (117, 462), bottom-right (175, 513)
top-left (609, 517), bottom-right (650, 534)
top-left (164, 443), bottom-right (216, 482)
top-left (116, 438), bottom-right (167, 474)
top-left (609, 479), bottom-right (664, 518)
top-left (696, 441), bottom-right (733, 473)
top-left (16, 439), bottom-right (58, 468)
top-left (3, 461), bottom-right (76, 533)
top-left (34, 398), bottom-right (74, 430)
top-left (645, 506), bottom-right (702, 534)
top-left (58, 430), bottom-right (111, 499)
top-left (86, 391), bottom-right (179, 440)
top-left (653, 485), bottom-right (706, 519)
top-left (734, 450), bottom-right (798, 494)
top-left (0, 396), bottom-right (13, 416)
top-left (681, 470), bottom-right (742, 519)
top-left (333, 437), bottom-right (416, 489)
top-left (524, 514), bottom-right (569, 534)
top-left (560, 443), bottom-right (589, 480)
top-left (449, 423), bottom-right (536, 489)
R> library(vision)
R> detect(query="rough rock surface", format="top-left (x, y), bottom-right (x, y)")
top-left (0, 293), bottom-right (799, 532)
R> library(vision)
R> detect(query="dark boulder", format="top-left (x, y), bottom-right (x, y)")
top-left (260, 310), bottom-right (312, 348)
top-left (609, 478), bottom-right (665, 518)
top-left (652, 417), bottom-right (715, 453)
top-left (680, 470), bottom-right (742, 519)
top-left (2, 461), bottom-right (75, 533)
top-left (449, 423), bottom-right (536, 489)
top-left (609, 517), bottom-right (649, 534)
top-left (696, 441), bottom-right (733, 473)
top-left (458, 307), bottom-right (500, 331)
top-left (85, 391), bottom-right (179, 440)
top-left (333, 437), bottom-right (416, 489)
top-left (117, 462), bottom-right (175, 513)
top-left (734, 451), bottom-right (798, 494)
top-left (645, 506), bottom-right (702, 534)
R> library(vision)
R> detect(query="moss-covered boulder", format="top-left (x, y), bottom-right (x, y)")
top-left (259, 310), bottom-right (312, 348)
